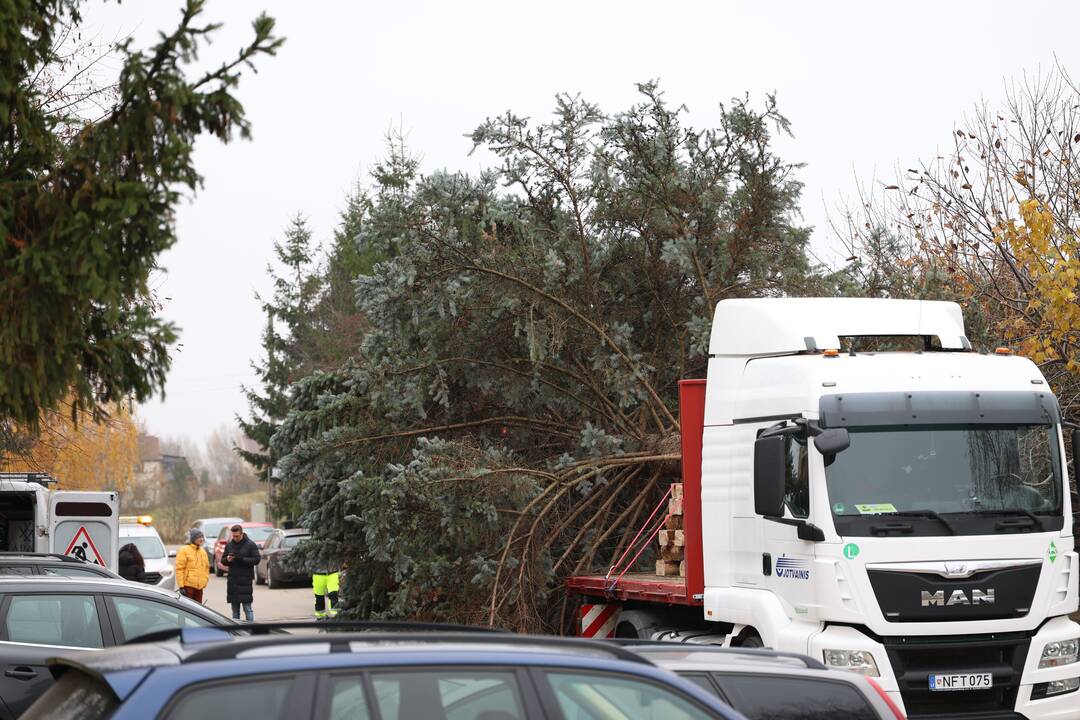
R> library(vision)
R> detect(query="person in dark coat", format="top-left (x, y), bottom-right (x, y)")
top-left (118, 543), bottom-right (146, 583)
top-left (221, 524), bottom-right (260, 620)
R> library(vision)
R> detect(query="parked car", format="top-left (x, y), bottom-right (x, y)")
top-left (0, 576), bottom-right (234, 719)
top-left (24, 625), bottom-right (747, 720)
top-left (119, 522), bottom-right (176, 590)
top-left (0, 552), bottom-right (120, 579)
top-left (256, 528), bottom-right (309, 588)
top-left (621, 641), bottom-right (905, 720)
top-left (213, 522), bottom-right (274, 576)
top-left (189, 517), bottom-right (243, 566)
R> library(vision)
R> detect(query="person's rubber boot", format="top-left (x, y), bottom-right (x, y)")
top-left (328, 591), bottom-right (339, 618)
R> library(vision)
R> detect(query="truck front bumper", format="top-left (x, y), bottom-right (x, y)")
top-left (809, 617), bottom-right (1080, 718)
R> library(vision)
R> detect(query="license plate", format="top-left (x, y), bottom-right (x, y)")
top-left (929, 673), bottom-right (993, 692)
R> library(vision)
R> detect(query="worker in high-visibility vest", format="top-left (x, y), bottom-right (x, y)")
top-left (313, 568), bottom-right (339, 618)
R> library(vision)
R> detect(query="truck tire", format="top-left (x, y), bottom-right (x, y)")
top-left (610, 609), bottom-right (665, 639)
top-left (733, 628), bottom-right (763, 648)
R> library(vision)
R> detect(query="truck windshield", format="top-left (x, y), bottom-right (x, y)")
top-left (826, 424), bottom-right (1063, 536)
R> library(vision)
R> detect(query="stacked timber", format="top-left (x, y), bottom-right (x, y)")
top-left (656, 483), bottom-right (686, 577)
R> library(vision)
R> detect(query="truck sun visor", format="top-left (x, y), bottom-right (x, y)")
top-left (819, 391), bottom-right (1060, 427)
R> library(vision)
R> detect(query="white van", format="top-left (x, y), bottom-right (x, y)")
top-left (118, 521), bottom-right (175, 590)
top-left (0, 473), bottom-right (119, 572)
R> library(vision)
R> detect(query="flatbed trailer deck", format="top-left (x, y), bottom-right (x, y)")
top-left (565, 573), bottom-right (700, 605)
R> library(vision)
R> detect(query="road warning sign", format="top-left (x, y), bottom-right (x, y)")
top-left (64, 526), bottom-right (105, 566)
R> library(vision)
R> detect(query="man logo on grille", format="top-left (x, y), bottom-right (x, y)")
top-left (921, 588), bottom-right (995, 606)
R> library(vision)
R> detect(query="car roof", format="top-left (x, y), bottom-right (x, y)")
top-left (0, 552), bottom-right (94, 565)
top-left (119, 524), bottom-right (162, 536)
top-left (280, 528), bottom-right (309, 535)
top-left (0, 575), bottom-right (180, 598)
top-left (49, 625), bottom-right (743, 717)
top-left (194, 517), bottom-right (243, 523)
top-left (625, 643), bottom-right (865, 680)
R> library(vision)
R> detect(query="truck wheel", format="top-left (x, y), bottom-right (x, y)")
top-left (734, 629), bottom-right (763, 648)
top-left (256, 568), bottom-right (265, 585)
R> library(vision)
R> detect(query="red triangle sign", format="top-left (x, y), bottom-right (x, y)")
top-left (64, 526), bottom-right (105, 566)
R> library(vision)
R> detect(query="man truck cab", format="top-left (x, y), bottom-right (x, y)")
top-left (0, 473), bottom-right (119, 573)
top-left (569, 298), bottom-right (1079, 718)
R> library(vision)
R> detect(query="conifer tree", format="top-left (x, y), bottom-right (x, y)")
top-left (237, 216), bottom-right (321, 483)
top-left (272, 85), bottom-right (841, 630)
top-left (0, 0), bottom-right (280, 433)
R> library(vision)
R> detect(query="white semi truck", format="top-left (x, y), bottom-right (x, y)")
top-left (0, 473), bottom-right (119, 572)
top-left (568, 298), bottom-right (1080, 718)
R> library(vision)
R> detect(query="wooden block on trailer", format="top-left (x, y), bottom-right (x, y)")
top-left (664, 514), bottom-right (684, 530)
top-left (661, 545), bottom-right (684, 561)
top-left (668, 497), bottom-right (683, 516)
top-left (670, 483), bottom-right (683, 501)
top-left (655, 559), bottom-right (681, 576)
top-left (679, 560), bottom-right (687, 578)
top-left (658, 529), bottom-right (685, 547)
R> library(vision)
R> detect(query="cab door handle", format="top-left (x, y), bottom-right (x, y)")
top-left (4, 667), bottom-right (37, 680)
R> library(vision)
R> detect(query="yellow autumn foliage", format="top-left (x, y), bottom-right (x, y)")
top-left (994, 198), bottom-right (1080, 372)
top-left (0, 401), bottom-right (138, 492)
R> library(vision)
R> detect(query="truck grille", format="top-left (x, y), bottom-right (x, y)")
top-left (883, 632), bottom-right (1031, 717)
top-left (867, 564), bottom-right (1039, 622)
top-left (142, 572), bottom-right (162, 584)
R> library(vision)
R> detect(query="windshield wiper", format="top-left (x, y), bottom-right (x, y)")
top-left (973, 508), bottom-right (1045, 532)
top-left (877, 509), bottom-right (957, 535)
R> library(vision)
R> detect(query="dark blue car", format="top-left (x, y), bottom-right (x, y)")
top-left (22, 624), bottom-right (747, 720)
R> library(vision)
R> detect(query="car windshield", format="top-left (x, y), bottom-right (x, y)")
top-left (826, 424), bottom-right (1062, 519)
top-left (202, 522), bottom-right (235, 540)
top-left (282, 534), bottom-right (309, 549)
top-left (245, 526), bottom-right (275, 542)
top-left (123, 534), bottom-right (167, 559)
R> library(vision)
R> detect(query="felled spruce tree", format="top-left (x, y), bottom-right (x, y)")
top-left (273, 84), bottom-right (839, 631)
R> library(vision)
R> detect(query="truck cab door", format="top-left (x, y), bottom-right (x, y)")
top-left (48, 492), bottom-right (119, 573)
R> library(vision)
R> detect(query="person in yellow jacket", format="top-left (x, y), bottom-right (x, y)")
top-left (174, 529), bottom-right (210, 603)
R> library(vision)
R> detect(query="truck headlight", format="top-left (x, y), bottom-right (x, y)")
top-left (1039, 638), bottom-right (1079, 668)
top-left (823, 649), bottom-right (880, 676)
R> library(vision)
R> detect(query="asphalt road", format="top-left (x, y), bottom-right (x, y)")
top-left (201, 570), bottom-right (315, 621)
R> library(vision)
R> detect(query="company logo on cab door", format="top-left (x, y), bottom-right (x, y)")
top-left (775, 555), bottom-right (810, 580)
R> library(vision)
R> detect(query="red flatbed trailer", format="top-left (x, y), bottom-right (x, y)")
top-left (566, 380), bottom-right (708, 621)
top-left (565, 573), bottom-right (700, 605)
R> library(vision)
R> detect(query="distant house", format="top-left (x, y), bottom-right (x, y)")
top-left (131, 434), bottom-right (205, 507)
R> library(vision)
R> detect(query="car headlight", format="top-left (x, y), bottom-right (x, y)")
top-left (823, 649), bottom-right (880, 676)
top-left (160, 567), bottom-right (174, 577)
top-left (1040, 638), bottom-right (1080, 668)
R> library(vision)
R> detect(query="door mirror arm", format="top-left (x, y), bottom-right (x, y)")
top-left (764, 516), bottom-right (826, 542)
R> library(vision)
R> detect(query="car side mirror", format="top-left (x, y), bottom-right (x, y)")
top-left (168, 549), bottom-right (177, 559)
top-left (814, 428), bottom-right (850, 456)
top-left (754, 435), bottom-right (786, 517)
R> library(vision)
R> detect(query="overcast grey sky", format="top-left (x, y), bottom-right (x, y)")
top-left (80, 0), bottom-right (1078, 440)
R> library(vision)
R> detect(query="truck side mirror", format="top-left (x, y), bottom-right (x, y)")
top-left (754, 435), bottom-right (786, 517)
top-left (814, 428), bottom-right (850, 456)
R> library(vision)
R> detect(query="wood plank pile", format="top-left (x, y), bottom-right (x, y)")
top-left (655, 482), bottom-right (685, 577)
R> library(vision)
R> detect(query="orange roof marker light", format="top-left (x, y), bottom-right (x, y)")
top-left (995, 347), bottom-right (1013, 355)
top-left (823, 348), bottom-right (840, 357)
